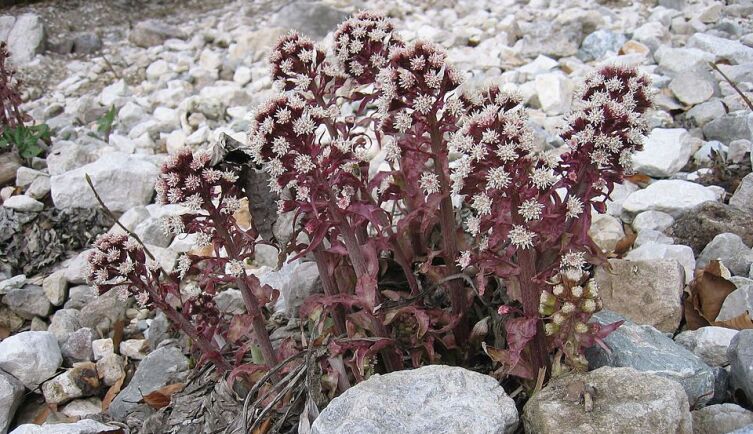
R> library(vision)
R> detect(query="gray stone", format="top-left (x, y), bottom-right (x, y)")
top-left (656, 46), bottom-right (715, 76)
top-left (41, 363), bottom-right (99, 405)
top-left (26, 175), bottom-right (50, 200)
top-left (11, 419), bottom-right (119, 434)
top-left (71, 33), bottom-right (101, 54)
top-left (588, 213), bottom-right (624, 252)
top-left (3, 285), bottom-right (52, 319)
top-left (728, 329), bottom-right (753, 402)
top-left (59, 397), bottom-right (102, 419)
top-left (687, 100), bottom-right (727, 127)
top-left (108, 345), bottom-right (189, 421)
top-left (145, 312), bottom-right (170, 350)
top-left (595, 259), bottom-right (684, 332)
top-left (0, 370), bottom-right (24, 434)
top-left (0, 16), bottom-right (15, 42)
top-left (729, 139), bottom-right (752, 163)
top-left (0, 331), bottom-right (62, 390)
top-left (51, 152), bottom-right (159, 213)
top-left (96, 353), bottom-right (124, 387)
top-left (670, 74), bottom-right (716, 106)
top-left (578, 29), bottom-right (626, 61)
top-left (79, 288), bottom-right (127, 337)
top-left (128, 20), bottom-right (187, 48)
top-left (634, 229), bottom-right (674, 247)
top-left (46, 141), bottom-right (95, 176)
top-left (586, 310), bottom-right (715, 407)
top-left (697, 233), bottom-right (753, 276)
top-left (534, 72), bottom-right (573, 115)
top-left (729, 425), bottom-right (753, 434)
top-left (214, 289), bottom-right (245, 315)
top-left (694, 141), bottom-right (728, 164)
top-left (133, 217), bottom-right (172, 248)
top-left (703, 111), bottom-right (753, 144)
top-left (669, 201), bottom-right (753, 254)
top-left (687, 33), bottom-right (753, 64)
top-left (311, 365), bottom-right (518, 434)
top-left (675, 327), bottom-right (739, 367)
top-left (48, 309), bottom-right (81, 344)
top-left (15, 167), bottom-right (45, 188)
top-left (63, 285), bottom-right (97, 310)
top-left (523, 367), bottom-right (692, 434)
top-left (271, 1), bottom-right (349, 40)
top-left (2, 196), bottom-right (43, 212)
top-left (731, 173), bottom-right (753, 216)
top-left (61, 328), bottom-right (95, 365)
top-left (42, 271), bottom-right (68, 306)
top-left (7, 14), bottom-right (45, 64)
top-left (717, 285), bottom-right (753, 323)
top-left (632, 128), bottom-right (693, 178)
top-left (692, 404), bottom-right (753, 434)
top-left (0, 154), bottom-right (21, 186)
top-left (0, 275), bottom-right (25, 295)
top-left (632, 210), bottom-right (675, 232)
top-left (622, 180), bottom-right (719, 221)
top-left (625, 242), bottom-right (695, 284)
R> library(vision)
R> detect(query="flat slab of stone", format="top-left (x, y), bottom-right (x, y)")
top-left (523, 367), bottom-right (692, 434)
top-left (311, 365), bottom-right (519, 434)
top-left (595, 259), bottom-right (684, 333)
top-left (586, 311), bottom-right (715, 407)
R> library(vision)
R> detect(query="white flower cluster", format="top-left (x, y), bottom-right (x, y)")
top-left (563, 67), bottom-right (652, 173)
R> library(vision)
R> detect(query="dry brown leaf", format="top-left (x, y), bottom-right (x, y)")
top-left (614, 226), bottom-right (637, 256)
top-left (715, 311), bottom-right (753, 330)
top-left (625, 173), bottom-right (652, 187)
top-left (683, 291), bottom-right (709, 330)
top-left (143, 383), bottom-right (185, 409)
top-left (233, 197), bottom-right (252, 230)
top-left (0, 325), bottom-right (10, 339)
top-left (112, 319), bottom-right (125, 353)
top-left (101, 375), bottom-right (125, 412)
top-left (693, 260), bottom-right (736, 324)
top-left (32, 406), bottom-right (50, 425)
top-left (252, 417), bottom-right (272, 434)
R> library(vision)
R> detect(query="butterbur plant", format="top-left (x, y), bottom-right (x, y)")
top-left (243, 10), bottom-right (654, 388)
top-left (87, 11), bottom-right (654, 426)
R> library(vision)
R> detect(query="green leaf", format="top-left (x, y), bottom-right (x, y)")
top-left (96, 105), bottom-right (117, 138)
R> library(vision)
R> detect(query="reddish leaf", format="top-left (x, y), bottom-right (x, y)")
top-left (143, 383), bottom-right (185, 409)
top-left (101, 374), bottom-right (125, 412)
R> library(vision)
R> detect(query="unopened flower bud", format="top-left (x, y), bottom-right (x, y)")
top-left (570, 285), bottom-right (583, 298)
top-left (552, 312), bottom-right (565, 325)
top-left (561, 302), bottom-right (576, 314)
top-left (545, 323), bottom-right (559, 336)
top-left (582, 299), bottom-right (596, 313)
top-left (552, 284), bottom-right (565, 296)
top-left (574, 322), bottom-right (588, 334)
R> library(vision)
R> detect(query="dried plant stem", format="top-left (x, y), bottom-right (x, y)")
top-left (710, 62), bottom-right (753, 111)
top-left (85, 174), bottom-right (156, 260)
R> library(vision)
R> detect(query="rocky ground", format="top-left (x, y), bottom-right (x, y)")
top-left (1, 0), bottom-right (753, 433)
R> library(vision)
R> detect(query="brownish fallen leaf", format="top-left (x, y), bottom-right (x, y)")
top-left (715, 311), bottom-right (753, 330)
top-left (143, 383), bottom-right (185, 409)
top-left (252, 417), bottom-right (272, 434)
top-left (32, 406), bottom-right (50, 425)
top-left (102, 375), bottom-right (125, 412)
top-left (0, 325), bottom-right (10, 339)
top-left (625, 173), bottom-right (652, 187)
top-left (686, 260), bottom-right (736, 329)
top-left (112, 319), bottom-right (125, 354)
top-left (614, 225), bottom-right (637, 256)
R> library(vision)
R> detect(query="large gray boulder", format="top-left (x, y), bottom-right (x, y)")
top-left (51, 152), bottom-right (159, 212)
top-left (0, 331), bottom-right (62, 390)
top-left (586, 311), bottom-right (715, 407)
top-left (523, 367), bottom-right (692, 434)
top-left (697, 233), bottom-right (753, 276)
top-left (311, 365), bottom-right (519, 434)
top-left (730, 173), bottom-right (753, 216)
top-left (10, 419), bottom-right (120, 434)
top-left (6, 14), bottom-right (45, 64)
